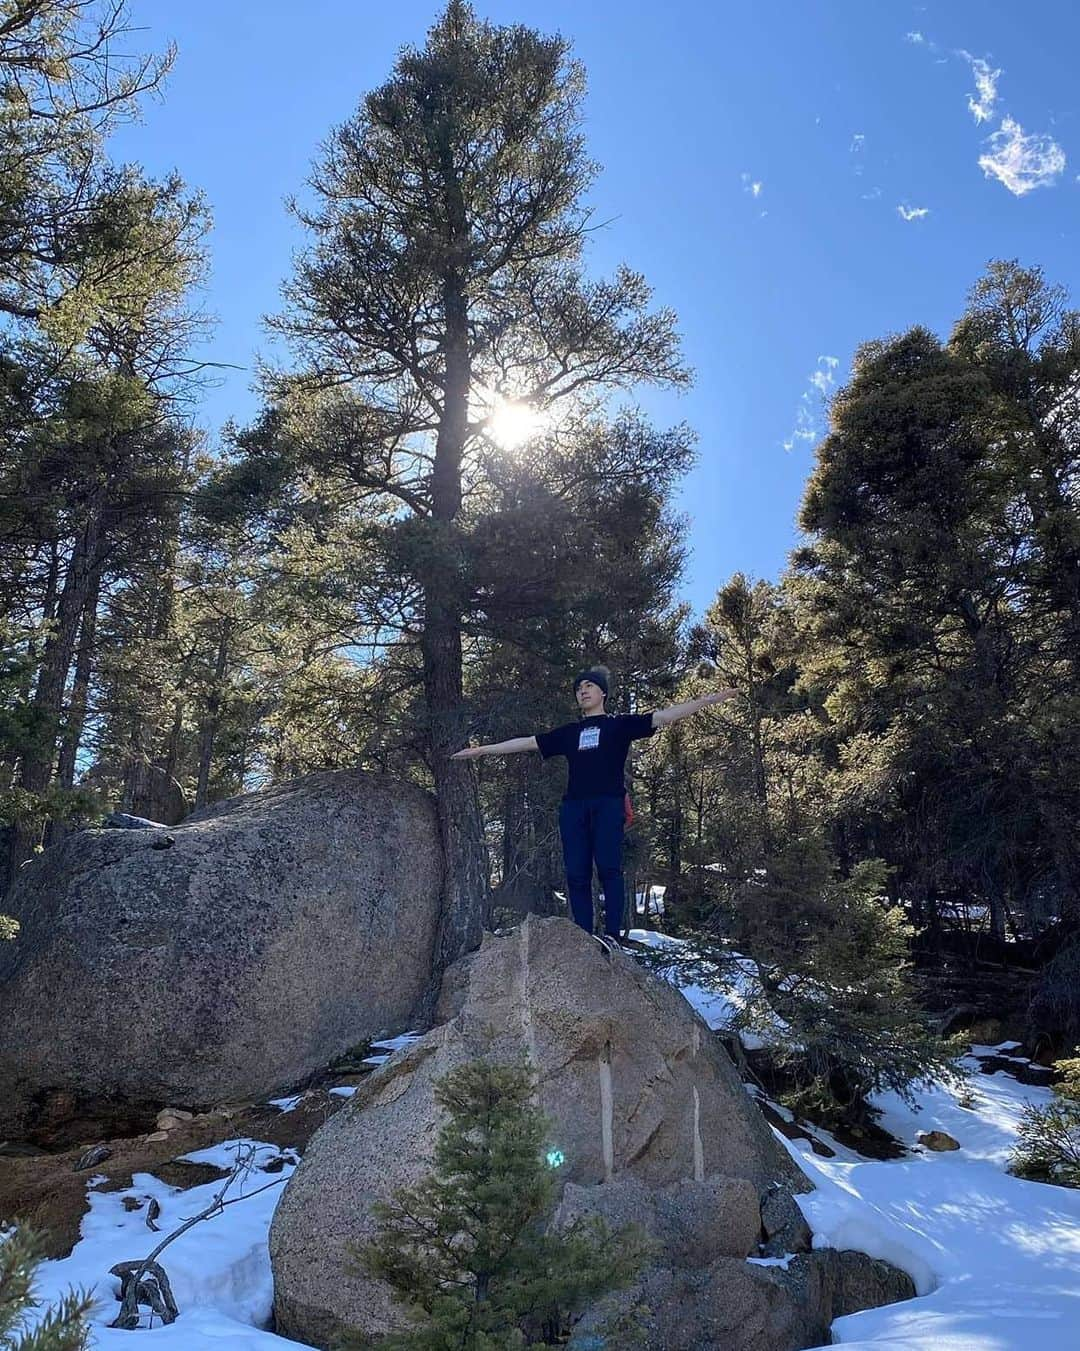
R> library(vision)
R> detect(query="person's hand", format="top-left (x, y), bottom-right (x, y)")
top-left (450, 745), bottom-right (485, 760)
top-left (702, 687), bottom-right (738, 707)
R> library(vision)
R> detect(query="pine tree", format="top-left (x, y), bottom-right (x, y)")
top-left (0, 2), bottom-right (174, 332)
top-left (346, 1060), bottom-right (649, 1350)
top-left (270, 0), bottom-right (688, 966)
top-left (634, 569), bottom-right (962, 1125)
top-left (726, 835), bottom-right (963, 1125)
top-left (792, 287), bottom-right (1077, 946)
top-left (0, 1225), bottom-right (93, 1351)
top-left (1010, 1053), bottom-right (1080, 1188)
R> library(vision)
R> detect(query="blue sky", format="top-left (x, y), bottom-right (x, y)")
top-left (112, 1), bottom-right (1079, 619)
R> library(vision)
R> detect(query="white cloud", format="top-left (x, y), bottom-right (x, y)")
top-left (978, 117), bottom-right (1066, 195)
top-left (740, 172), bottom-right (763, 198)
top-left (782, 404), bottom-right (816, 453)
top-left (959, 52), bottom-right (1001, 123)
top-left (783, 357), bottom-right (840, 452)
top-left (897, 203), bottom-right (930, 220)
top-left (907, 35), bottom-right (1065, 196)
top-left (861, 186), bottom-right (882, 200)
top-left (850, 133), bottom-right (865, 152)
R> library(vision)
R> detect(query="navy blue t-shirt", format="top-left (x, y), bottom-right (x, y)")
top-left (535, 713), bottom-right (656, 800)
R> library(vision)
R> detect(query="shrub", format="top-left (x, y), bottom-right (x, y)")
top-left (343, 1060), bottom-right (650, 1350)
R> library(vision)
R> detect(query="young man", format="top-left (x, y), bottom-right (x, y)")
top-left (451, 666), bottom-right (738, 947)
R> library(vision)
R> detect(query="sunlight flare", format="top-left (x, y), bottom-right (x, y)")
top-left (484, 396), bottom-right (545, 450)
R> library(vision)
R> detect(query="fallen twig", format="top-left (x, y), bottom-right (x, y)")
top-left (107, 1143), bottom-right (291, 1329)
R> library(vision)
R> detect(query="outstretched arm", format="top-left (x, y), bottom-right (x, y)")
top-left (652, 687), bottom-right (738, 729)
top-left (450, 735), bottom-right (539, 760)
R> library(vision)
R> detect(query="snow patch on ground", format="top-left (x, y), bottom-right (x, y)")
top-left (783, 1057), bottom-right (1080, 1349)
top-left (29, 1140), bottom-right (308, 1348)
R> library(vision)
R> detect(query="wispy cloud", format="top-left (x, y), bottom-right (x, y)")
top-left (897, 203), bottom-right (930, 220)
top-left (809, 355), bottom-right (839, 393)
top-left (906, 33), bottom-right (1066, 198)
top-left (978, 117), bottom-right (1066, 195)
top-left (959, 51), bottom-right (1001, 124)
top-left (740, 172), bottom-right (763, 198)
top-left (783, 357), bottom-right (839, 452)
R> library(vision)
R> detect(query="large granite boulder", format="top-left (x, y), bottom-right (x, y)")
top-left (0, 769), bottom-right (443, 1139)
top-left (269, 915), bottom-right (813, 1347)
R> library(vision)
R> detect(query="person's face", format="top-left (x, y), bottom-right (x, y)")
top-left (575, 679), bottom-right (605, 715)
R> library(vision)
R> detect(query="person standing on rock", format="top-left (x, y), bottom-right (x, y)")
top-left (451, 666), bottom-right (738, 948)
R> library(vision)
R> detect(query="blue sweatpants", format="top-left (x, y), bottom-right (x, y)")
top-left (558, 795), bottom-right (626, 939)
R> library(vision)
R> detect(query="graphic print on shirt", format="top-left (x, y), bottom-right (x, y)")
top-left (577, 725), bottom-right (601, 751)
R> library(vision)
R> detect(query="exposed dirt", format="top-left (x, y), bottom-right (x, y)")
top-left (0, 1089), bottom-right (347, 1259)
top-left (750, 1093), bottom-right (837, 1159)
top-left (969, 1052), bottom-right (1060, 1088)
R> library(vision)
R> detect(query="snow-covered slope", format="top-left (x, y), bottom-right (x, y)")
top-left (792, 1054), bottom-right (1080, 1349)
top-left (26, 1140), bottom-right (308, 1347)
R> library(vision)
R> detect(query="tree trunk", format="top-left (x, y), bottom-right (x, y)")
top-left (7, 495), bottom-right (105, 886)
top-left (423, 237), bottom-right (489, 970)
top-left (45, 578), bottom-right (102, 847)
top-left (195, 619), bottom-right (231, 808)
top-left (54, 585), bottom-right (99, 794)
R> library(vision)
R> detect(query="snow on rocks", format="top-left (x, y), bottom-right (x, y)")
top-left (630, 931), bottom-right (1080, 1349)
top-left (361, 1030), bottom-right (423, 1066)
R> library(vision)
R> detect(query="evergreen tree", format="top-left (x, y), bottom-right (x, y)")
top-left (643, 573), bottom-right (959, 1125)
top-left (0, 1), bottom-right (174, 332)
top-left (791, 273), bottom-right (1080, 947)
top-left (950, 261), bottom-right (1080, 926)
top-left (0, 1225), bottom-right (93, 1351)
top-left (1010, 1052), bottom-right (1080, 1188)
top-left (269, 0), bottom-right (688, 966)
top-left (347, 1060), bottom-right (649, 1350)
top-left (724, 835), bottom-right (962, 1124)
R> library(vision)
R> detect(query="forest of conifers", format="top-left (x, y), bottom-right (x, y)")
top-left (2, 2), bottom-right (1078, 1109)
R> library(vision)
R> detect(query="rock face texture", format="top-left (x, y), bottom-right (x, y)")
top-left (0, 769), bottom-right (443, 1139)
top-left (269, 915), bottom-right (815, 1348)
top-left (567, 1246), bottom-right (917, 1351)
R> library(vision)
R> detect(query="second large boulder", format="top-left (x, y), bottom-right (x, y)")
top-left (0, 769), bottom-right (443, 1139)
